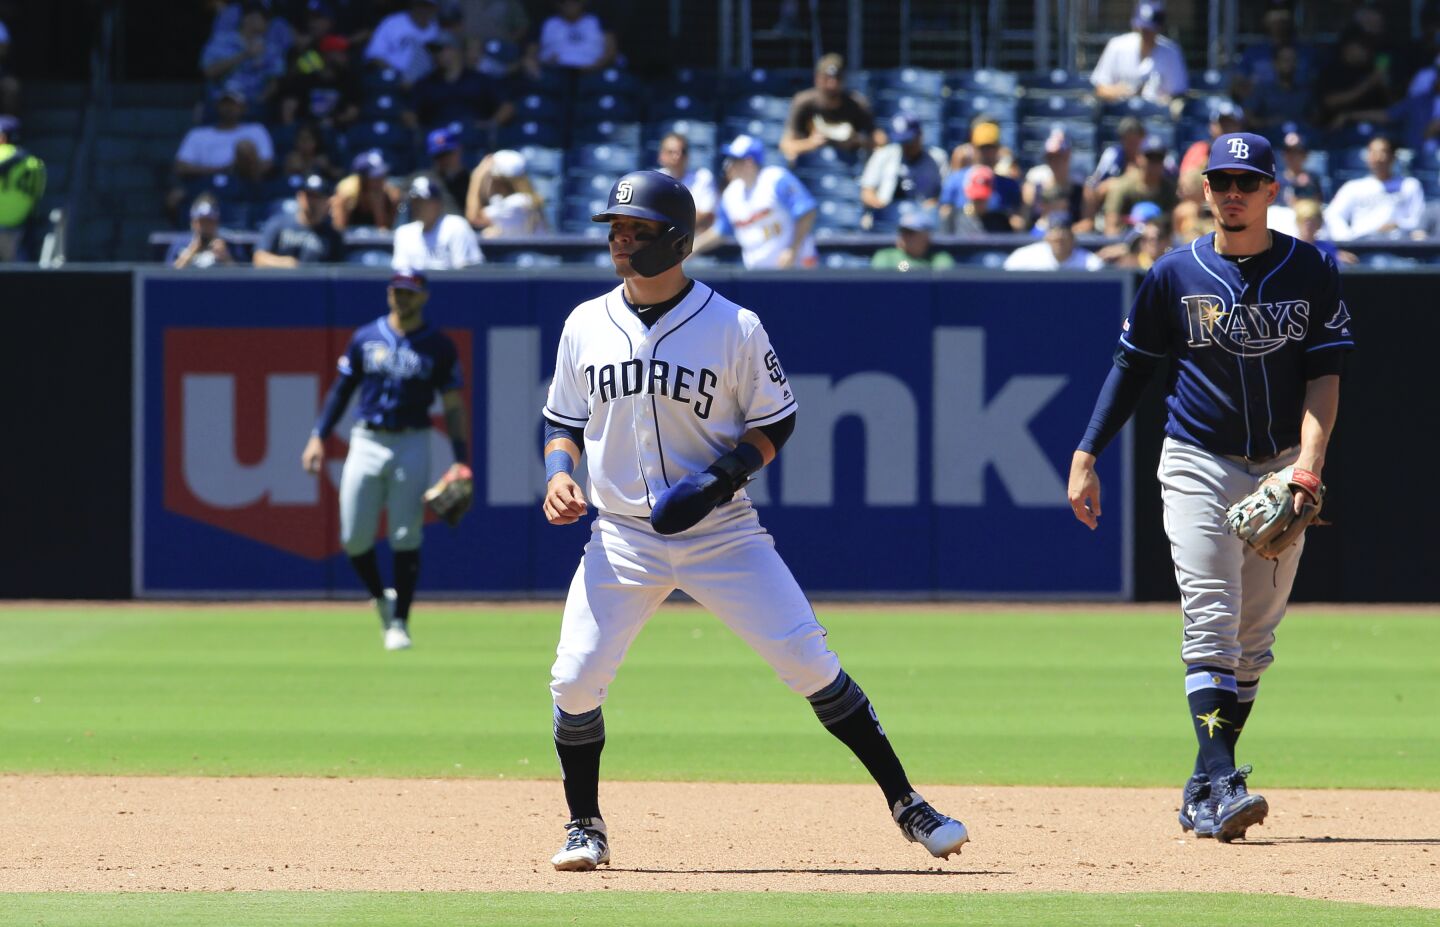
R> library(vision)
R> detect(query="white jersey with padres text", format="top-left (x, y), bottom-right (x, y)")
top-left (543, 281), bottom-right (797, 517)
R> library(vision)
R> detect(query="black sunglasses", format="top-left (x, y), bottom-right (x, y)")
top-left (1207, 172), bottom-right (1266, 193)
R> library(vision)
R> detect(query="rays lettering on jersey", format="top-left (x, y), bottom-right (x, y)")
top-left (362, 341), bottom-right (434, 379)
top-left (1179, 295), bottom-right (1310, 356)
top-left (584, 359), bottom-right (718, 419)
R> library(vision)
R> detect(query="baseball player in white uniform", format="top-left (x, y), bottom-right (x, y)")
top-left (538, 170), bottom-right (968, 872)
top-left (692, 135), bottom-right (818, 269)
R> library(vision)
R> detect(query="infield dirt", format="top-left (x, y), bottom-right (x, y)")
top-left (2, 776), bottom-right (1436, 906)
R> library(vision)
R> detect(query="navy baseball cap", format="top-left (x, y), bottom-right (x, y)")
top-left (299, 173), bottom-right (334, 196)
top-left (408, 175), bottom-right (442, 200)
top-left (1132, 1), bottom-right (1165, 29)
top-left (426, 127), bottom-right (460, 157)
top-left (889, 113), bottom-right (920, 144)
top-left (351, 149), bottom-right (390, 178)
top-left (390, 270), bottom-right (429, 291)
top-left (1205, 132), bottom-right (1275, 178)
top-left (0, 114), bottom-right (17, 137)
top-left (898, 208), bottom-right (936, 232)
top-left (723, 134), bottom-right (766, 163)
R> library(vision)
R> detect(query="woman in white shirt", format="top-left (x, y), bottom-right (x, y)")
top-left (465, 149), bottom-right (547, 237)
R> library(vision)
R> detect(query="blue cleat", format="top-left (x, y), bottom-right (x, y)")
top-left (1214, 765), bottom-right (1268, 843)
top-left (1179, 772), bottom-right (1218, 838)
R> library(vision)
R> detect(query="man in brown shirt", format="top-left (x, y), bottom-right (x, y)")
top-left (779, 53), bottom-right (881, 164)
top-left (1103, 134), bottom-right (1178, 235)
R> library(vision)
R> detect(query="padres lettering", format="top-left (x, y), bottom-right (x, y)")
top-left (584, 359), bottom-right (718, 418)
top-left (1179, 295), bottom-right (1310, 355)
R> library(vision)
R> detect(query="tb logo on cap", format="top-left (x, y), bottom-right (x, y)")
top-left (1227, 137), bottom-right (1251, 160)
top-left (616, 181), bottom-right (633, 204)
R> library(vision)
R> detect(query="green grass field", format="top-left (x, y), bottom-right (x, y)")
top-left (2, 604), bottom-right (1437, 926)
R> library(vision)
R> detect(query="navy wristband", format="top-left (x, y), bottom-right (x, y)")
top-left (451, 436), bottom-right (468, 465)
top-left (545, 448), bottom-right (575, 482)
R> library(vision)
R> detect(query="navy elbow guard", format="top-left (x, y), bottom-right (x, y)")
top-left (650, 443), bottom-right (763, 535)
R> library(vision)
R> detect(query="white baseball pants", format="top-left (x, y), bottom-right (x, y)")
top-left (338, 424), bottom-right (429, 556)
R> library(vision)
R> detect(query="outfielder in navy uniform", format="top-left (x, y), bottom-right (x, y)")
top-left (539, 170), bottom-right (968, 871)
top-left (302, 271), bottom-right (471, 651)
top-left (1068, 134), bottom-right (1354, 842)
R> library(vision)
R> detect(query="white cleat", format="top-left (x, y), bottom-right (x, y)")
top-left (893, 791), bottom-right (969, 859)
top-left (383, 622), bottom-right (412, 651)
top-left (551, 817), bottom-right (609, 871)
top-left (374, 588), bottom-right (397, 627)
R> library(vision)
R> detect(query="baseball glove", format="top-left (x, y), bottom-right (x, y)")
top-left (1223, 466), bottom-right (1325, 560)
top-left (423, 463), bottom-right (474, 527)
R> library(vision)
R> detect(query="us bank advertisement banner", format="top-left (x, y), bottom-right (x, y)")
top-left (136, 270), bottom-right (1130, 597)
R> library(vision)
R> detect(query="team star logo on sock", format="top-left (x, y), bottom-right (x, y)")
top-left (1195, 708), bottom-right (1231, 739)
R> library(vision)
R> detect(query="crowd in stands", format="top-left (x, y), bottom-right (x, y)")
top-left (0, 14), bottom-right (47, 264)
top-left (162, 0), bottom-right (1440, 272)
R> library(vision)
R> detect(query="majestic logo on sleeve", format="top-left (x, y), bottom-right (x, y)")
top-left (1325, 300), bottom-right (1352, 335)
top-left (1180, 294), bottom-right (1310, 356)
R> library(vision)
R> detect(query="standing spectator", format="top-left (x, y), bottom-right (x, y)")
top-left (465, 149), bottom-right (547, 236)
top-left (411, 32), bottom-right (512, 132)
top-left (1293, 198), bottom-right (1357, 265)
top-left (393, 175), bottom-right (483, 268)
top-left (943, 166), bottom-right (1013, 235)
top-left (692, 134), bottom-right (818, 269)
top-left (1023, 128), bottom-right (1087, 230)
top-left (0, 16), bottom-right (19, 114)
top-left (1323, 136), bottom-right (1424, 240)
top-left (166, 87), bottom-right (274, 218)
top-left (333, 149), bottom-right (400, 230)
top-left (656, 132), bottom-right (718, 234)
top-left (1090, 2), bottom-right (1188, 104)
top-left (254, 173), bottom-right (344, 265)
top-left (200, 2), bottom-right (287, 105)
top-left (779, 53), bottom-right (880, 165)
top-left (461, 0), bottom-right (528, 72)
top-left (168, 194), bottom-right (237, 269)
top-left (524, 0), bottom-right (616, 77)
top-left (941, 122), bottom-right (1023, 231)
top-left (1244, 46), bottom-right (1314, 133)
top-left (1003, 214), bottom-right (1102, 270)
top-left (1315, 29), bottom-right (1392, 132)
top-left (280, 120), bottom-right (339, 178)
top-left (365, 0), bottom-right (442, 87)
top-left (0, 116), bottom-right (45, 262)
top-left (408, 127), bottom-right (469, 215)
top-left (1275, 130), bottom-right (1324, 206)
top-left (859, 114), bottom-right (946, 229)
top-left (1103, 135), bottom-right (1177, 235)
top-left (870, 210), bottom-right (954, 271)
top-left (1179, 101), bottom-right (1243, 176)
top-left (277, 33), bottom-right (361, 128)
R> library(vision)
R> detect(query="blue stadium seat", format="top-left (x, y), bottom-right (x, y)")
top-left (347, 249), bottom-right (393, 266)
top-left (670, 68), bottom-right (719, 100)
top-left (647, 94), bottom-right (717, 122)
top-left (507, 251), bottom-right (566, 267)
top-left (720, 117), bottom-right (783, 149)
top-left (589, 93), bottom-right (641, 123)
top-left (822, 252), bottom-right (873, 268)
top-left (516, 93), bottom-right (566, 123)
top-left (879, 68), bottom-right (946, 97)
top-left (946, 93), bottom-right (1019, 124)
top-left (964, 250), bottom-right (1010, 268)
top-left (730, 94), bottom-right (792, 122)
top-left (949, 69), bottom-right (1020, 96)
top-left (495, 120), bottom-right (565, 149)
top-left (649, 119), bottom-right (718, 151)
top-left (343, 120), bottom-right (415, 156)
top-left (361, 92), bottom-right (407, 121)
top-left (520, 145), bottom-right (565, 179)
top-left (1413, 169), bottom-right (1440, 197)
top-left (791, 143), bottom-right (863, 177)
top-left (361, 67), bottom-right (404, 96)
top-left (1101, 97), bottom-right (1171, 122)
top-left (522, 67), bottom-right (572, 97)
top-left (811, 172), bottom-right (861, 200)
top-left (578, 67), bottom-right (642, 100)
top-left (815, 198), bottom-right (864, 231)
top-left (1019, 118), bottom-right (1098, 151)
top-left (1194, 69), bottom-right (1227, 91)
top-left (1020, 69), bottom-right (1093, 93)
top-left (566, 171), bottom-right (620, 200)
top-left (725, 68), bottom-right (808, 98)
top-left (530, 174), bottom-right (562, 204)
top-left (878, 94), bottom-right (942, 122)
top-left (574, 120), bottom-right (642, 147)
top-left (569, 143), bottom-right (640, 175)
top-left (1020, 93), bottom-right (1097, 121)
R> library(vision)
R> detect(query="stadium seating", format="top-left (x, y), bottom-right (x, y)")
top-left (573, 120), bottom-right (642, 147)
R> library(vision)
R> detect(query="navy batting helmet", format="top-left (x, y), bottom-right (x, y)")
top-left (592, 170), bottom-right (695, 277)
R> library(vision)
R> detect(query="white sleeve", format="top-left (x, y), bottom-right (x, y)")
top-left (250, 125), bottom-right (274, 162)
top-left (365, 17), bottom-right (395, 63)
top-left (1322, 182), bottom-right (1356, 240)
top-left (859, 147), bottom-right (884, 188)
top-left (543, 320), bottom-right (590, 426)
top-left (1161, 45), bottom-right (1189, 96)
top-left (736, 319), bottom-right (797, 428)
top-left (1090, 38), bottom-right (1118, 87)
top-left (391, 225), bottom-right (420, 270)
top-left (690, 169), bottom-right (717, 215)
top-left (452, 219), bottom-right (483, 266)
top-left (176, 129), bottom-right (202, 165)
top-left (1397, 178), bottom-right (1426, 231)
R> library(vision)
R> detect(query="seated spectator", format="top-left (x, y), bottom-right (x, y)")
top-left (254, 173), bottom-right (343, 266)
top-left (0, 16), bottom-right (20, 114)
top-left (1244, 45), bottom-right (1315, 132)
top-left (286, 1), bottom-right (335, 68)
top-left (365, 0), bottom-right (442, 87)
top-left (277, 33), bottom-right (360, 127)
top-left (1323, 136), bottom-right (1424, 240)
top-left (870, 209), bottom-right (954, 271)
top-left (860, 114), bottom-right (946, 229)
top-left (942, 122), bottom-right (1024, 231)
top-left (0, 116), bottom-right (45, 262)
top-left (1275, 130), bottom-right (1324, 206)
top-left (1179, 101), bottom-right (1243, 176)
top-left (200, 1), bottom-right (287, 105)
top-left (1098, 214), bottom-right (1173, 269)
top-left (1003, 214), bottom-right (1102, 270)
top-left (465, 149), bottom-right (546, 236)
top-left (407, 127), bottom-right (469, 215)
top-left (943, 166), bottom-right (1014, 235)
top-left (524, 0), bottom-right (617, 77)
top-left (1023, 128), bottom-right (1088, 230)
top-left (1086, 116), bottom-right (1145, 218)
top-left (1090, 1), bottom-right (1188, 104)
top-left (1232, 3), bottom-right (1316, 99)
top-left (281, 121), bottom-right (338, 178)
top-left (692, 134), bottom-right (818, 269)
top-left (1103, 135), bottom-right (1177, 235)
top-left (393, 175), bottom-right (484, 268)
top-left (168, 194), bottom-right (237, 269)
top-left (167, 86), bottom-right (274, 219)
top-left (333, 149), bottom-right (400, 231)
top-left (1031, 184), bottom-right (1078, 234)
top-left (206, 0), bottom-right (296, 52)
top-left (411, 32), bottom-right (512, 132)
top-left (1315, 28), bottom-right (1392, 132)
top-left (1293, 198), bottom-right (1357, 265)
top-left (779, 53), bottom-right (879, 164)
top-left (463, 0), bottom-right (528, 73)
top-left (657, 132), bottom-right (717, 233)
top-left (1172, 200), bottom-right (1214, 244)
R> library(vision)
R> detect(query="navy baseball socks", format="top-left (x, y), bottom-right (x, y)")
top-left (1184, 667), bottom-right (1267, 840)
top-left (348, 551), bottom-right (386, 599)
top-left (392, 550), bottom-right (420, 623)
top-left (554, 706), bottom-right (605, 821)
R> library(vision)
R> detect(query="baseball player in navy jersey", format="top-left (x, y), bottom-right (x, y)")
top-left (1067, 133), bottom-right (1354, 841)
top-left (539, 169), bottom-right (967, 871)
top-left (301, 271), bottom-right (470, 651)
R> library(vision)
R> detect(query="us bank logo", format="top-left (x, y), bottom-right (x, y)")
top-left (162, 328), bottom-right (471, 560)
